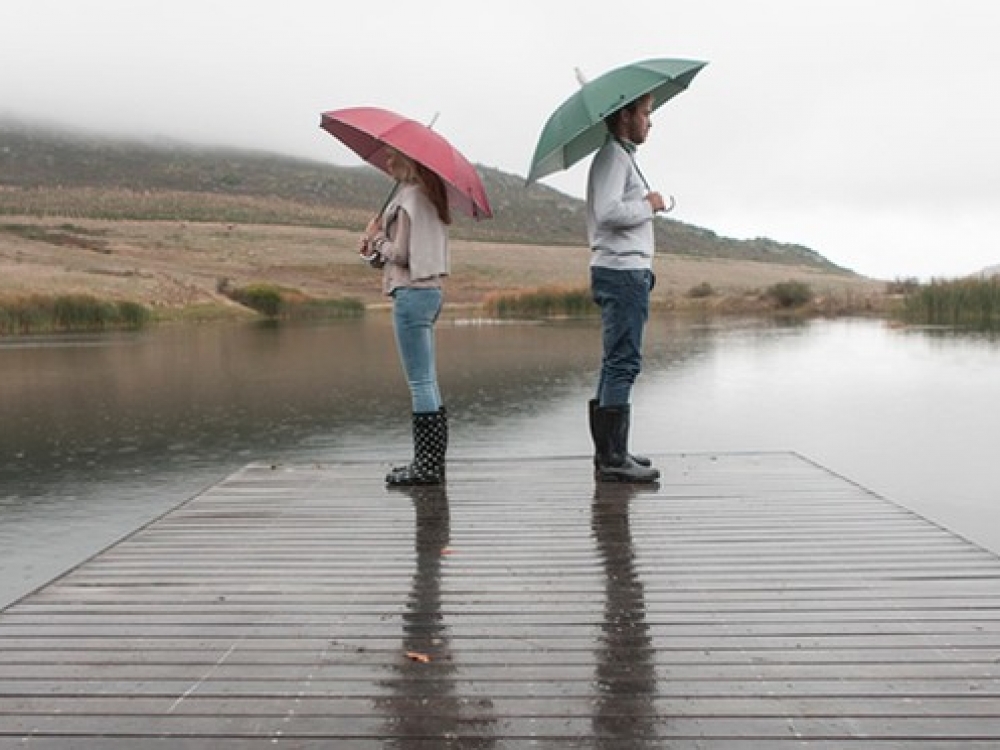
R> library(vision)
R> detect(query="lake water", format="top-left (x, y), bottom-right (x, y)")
top-left (2, 315), bottom-right (998, 608)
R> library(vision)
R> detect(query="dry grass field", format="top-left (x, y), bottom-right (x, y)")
top-left (0, 216), bottom-right (889, 319)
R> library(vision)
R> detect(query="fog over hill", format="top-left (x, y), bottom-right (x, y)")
top-left (0, 121), bottom-right (851, 273)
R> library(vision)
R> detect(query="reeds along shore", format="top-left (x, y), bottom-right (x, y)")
top-left (0, 294), bottom-right (151, 335)
top-left (482, 285), bottom-right (594, 319)
top-left (482, 280), bottom-right (882, 320)
top-left (902, 277), bottom-right (1000, 329)
top-left (0, 286), bottom-right (365, 335)
top-left (5, 279), bottom-right (1000, 335)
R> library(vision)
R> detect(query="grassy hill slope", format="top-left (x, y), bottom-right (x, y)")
top-left (1, 121), bottom-right (848, 273)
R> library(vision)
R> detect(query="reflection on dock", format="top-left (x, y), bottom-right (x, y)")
top-left (1, 452), bottom-right (999, 747)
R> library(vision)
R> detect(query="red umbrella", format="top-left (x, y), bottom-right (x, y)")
top-left (319, 106), bottom-right (493, 220)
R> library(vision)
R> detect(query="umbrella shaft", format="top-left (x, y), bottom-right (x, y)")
top-left (378, 182), bottom-right (401, 217)
top-left (628, 153), bottom-right (651, 191)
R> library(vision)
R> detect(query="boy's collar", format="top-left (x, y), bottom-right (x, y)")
top-left (612, 135), bottom-right (637, 154)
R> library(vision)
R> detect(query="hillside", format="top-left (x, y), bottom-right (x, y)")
top-left (0, 121), bottom-right (849, 273)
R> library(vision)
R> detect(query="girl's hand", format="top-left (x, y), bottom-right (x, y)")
top-left (358, 236), bottom-right (373, 258)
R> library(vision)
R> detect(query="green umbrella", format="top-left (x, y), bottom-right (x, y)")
top-left (527, 58), bottom-right (707, 185)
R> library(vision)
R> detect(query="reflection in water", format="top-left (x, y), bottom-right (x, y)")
top-left (591, 483), bottom-right (658, 747)
top-left (0, 318), bottom-right (621, 483)
top-left (0, 321), bottom-right (405, 484)
top-left (0, 316), bottom-right (716, 485)
top-left (377, 485), bottom-right (496, 748)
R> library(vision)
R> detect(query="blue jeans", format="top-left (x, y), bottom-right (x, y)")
top-left (392, 287), bottom-right (443, 413)
top-left (591, 267), bottom-right (652, 407)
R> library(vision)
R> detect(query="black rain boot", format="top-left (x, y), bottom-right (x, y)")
top-left (386, 408), bottom-right (447, 486)
top-left (436, 406), bottom-right (448, 477)
top-left (589, 399), bottom-right (651, 471)
top-left (594, 404), bottom-right (659, 484)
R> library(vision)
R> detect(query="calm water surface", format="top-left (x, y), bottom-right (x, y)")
top-left (2, 315), bottom-right (998, 607)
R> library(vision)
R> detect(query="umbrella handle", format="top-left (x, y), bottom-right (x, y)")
top-left (630, 160), bottom-right (677, 214)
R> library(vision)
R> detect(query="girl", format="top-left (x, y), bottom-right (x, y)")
top-left (361, 149), bottom-right (451, 485)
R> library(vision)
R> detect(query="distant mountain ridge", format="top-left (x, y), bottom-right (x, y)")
top-left (0, 121), bottom-right (850, 273)
top-left (975, 264), bottom-right (1000, 278)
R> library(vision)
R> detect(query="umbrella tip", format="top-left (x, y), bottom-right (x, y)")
top-left (574, 67), bottom-right (588, 87)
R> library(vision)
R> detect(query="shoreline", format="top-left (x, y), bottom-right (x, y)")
top-left (1, 215), bottom-right (891, 327)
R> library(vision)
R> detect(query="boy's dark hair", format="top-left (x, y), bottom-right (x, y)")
top-left (604, 93), bottom-right (652, 131)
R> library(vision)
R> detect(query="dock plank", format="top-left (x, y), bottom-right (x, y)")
top-left (1, 452), bottom-right (999, 748)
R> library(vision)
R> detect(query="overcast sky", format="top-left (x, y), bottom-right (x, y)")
top-left (2, 0), bottom-right (998, 279)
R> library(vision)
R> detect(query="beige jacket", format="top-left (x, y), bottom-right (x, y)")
top-left (374, 184), bottom-right (449, 295)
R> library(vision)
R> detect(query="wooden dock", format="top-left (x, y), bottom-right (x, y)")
top-left (1, 452), bottom-right (999, 748)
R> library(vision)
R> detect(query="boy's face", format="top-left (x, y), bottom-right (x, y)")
top-left (624, 96), bottom-right (654, 145)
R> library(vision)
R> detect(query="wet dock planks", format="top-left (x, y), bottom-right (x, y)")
top-left (1, 452), bottom-right (999, 748)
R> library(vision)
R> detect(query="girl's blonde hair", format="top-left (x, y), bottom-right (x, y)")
top-left (414, 161), bottom-right (452, 226)
top-left (389, 150), bottom-right (451, 225)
